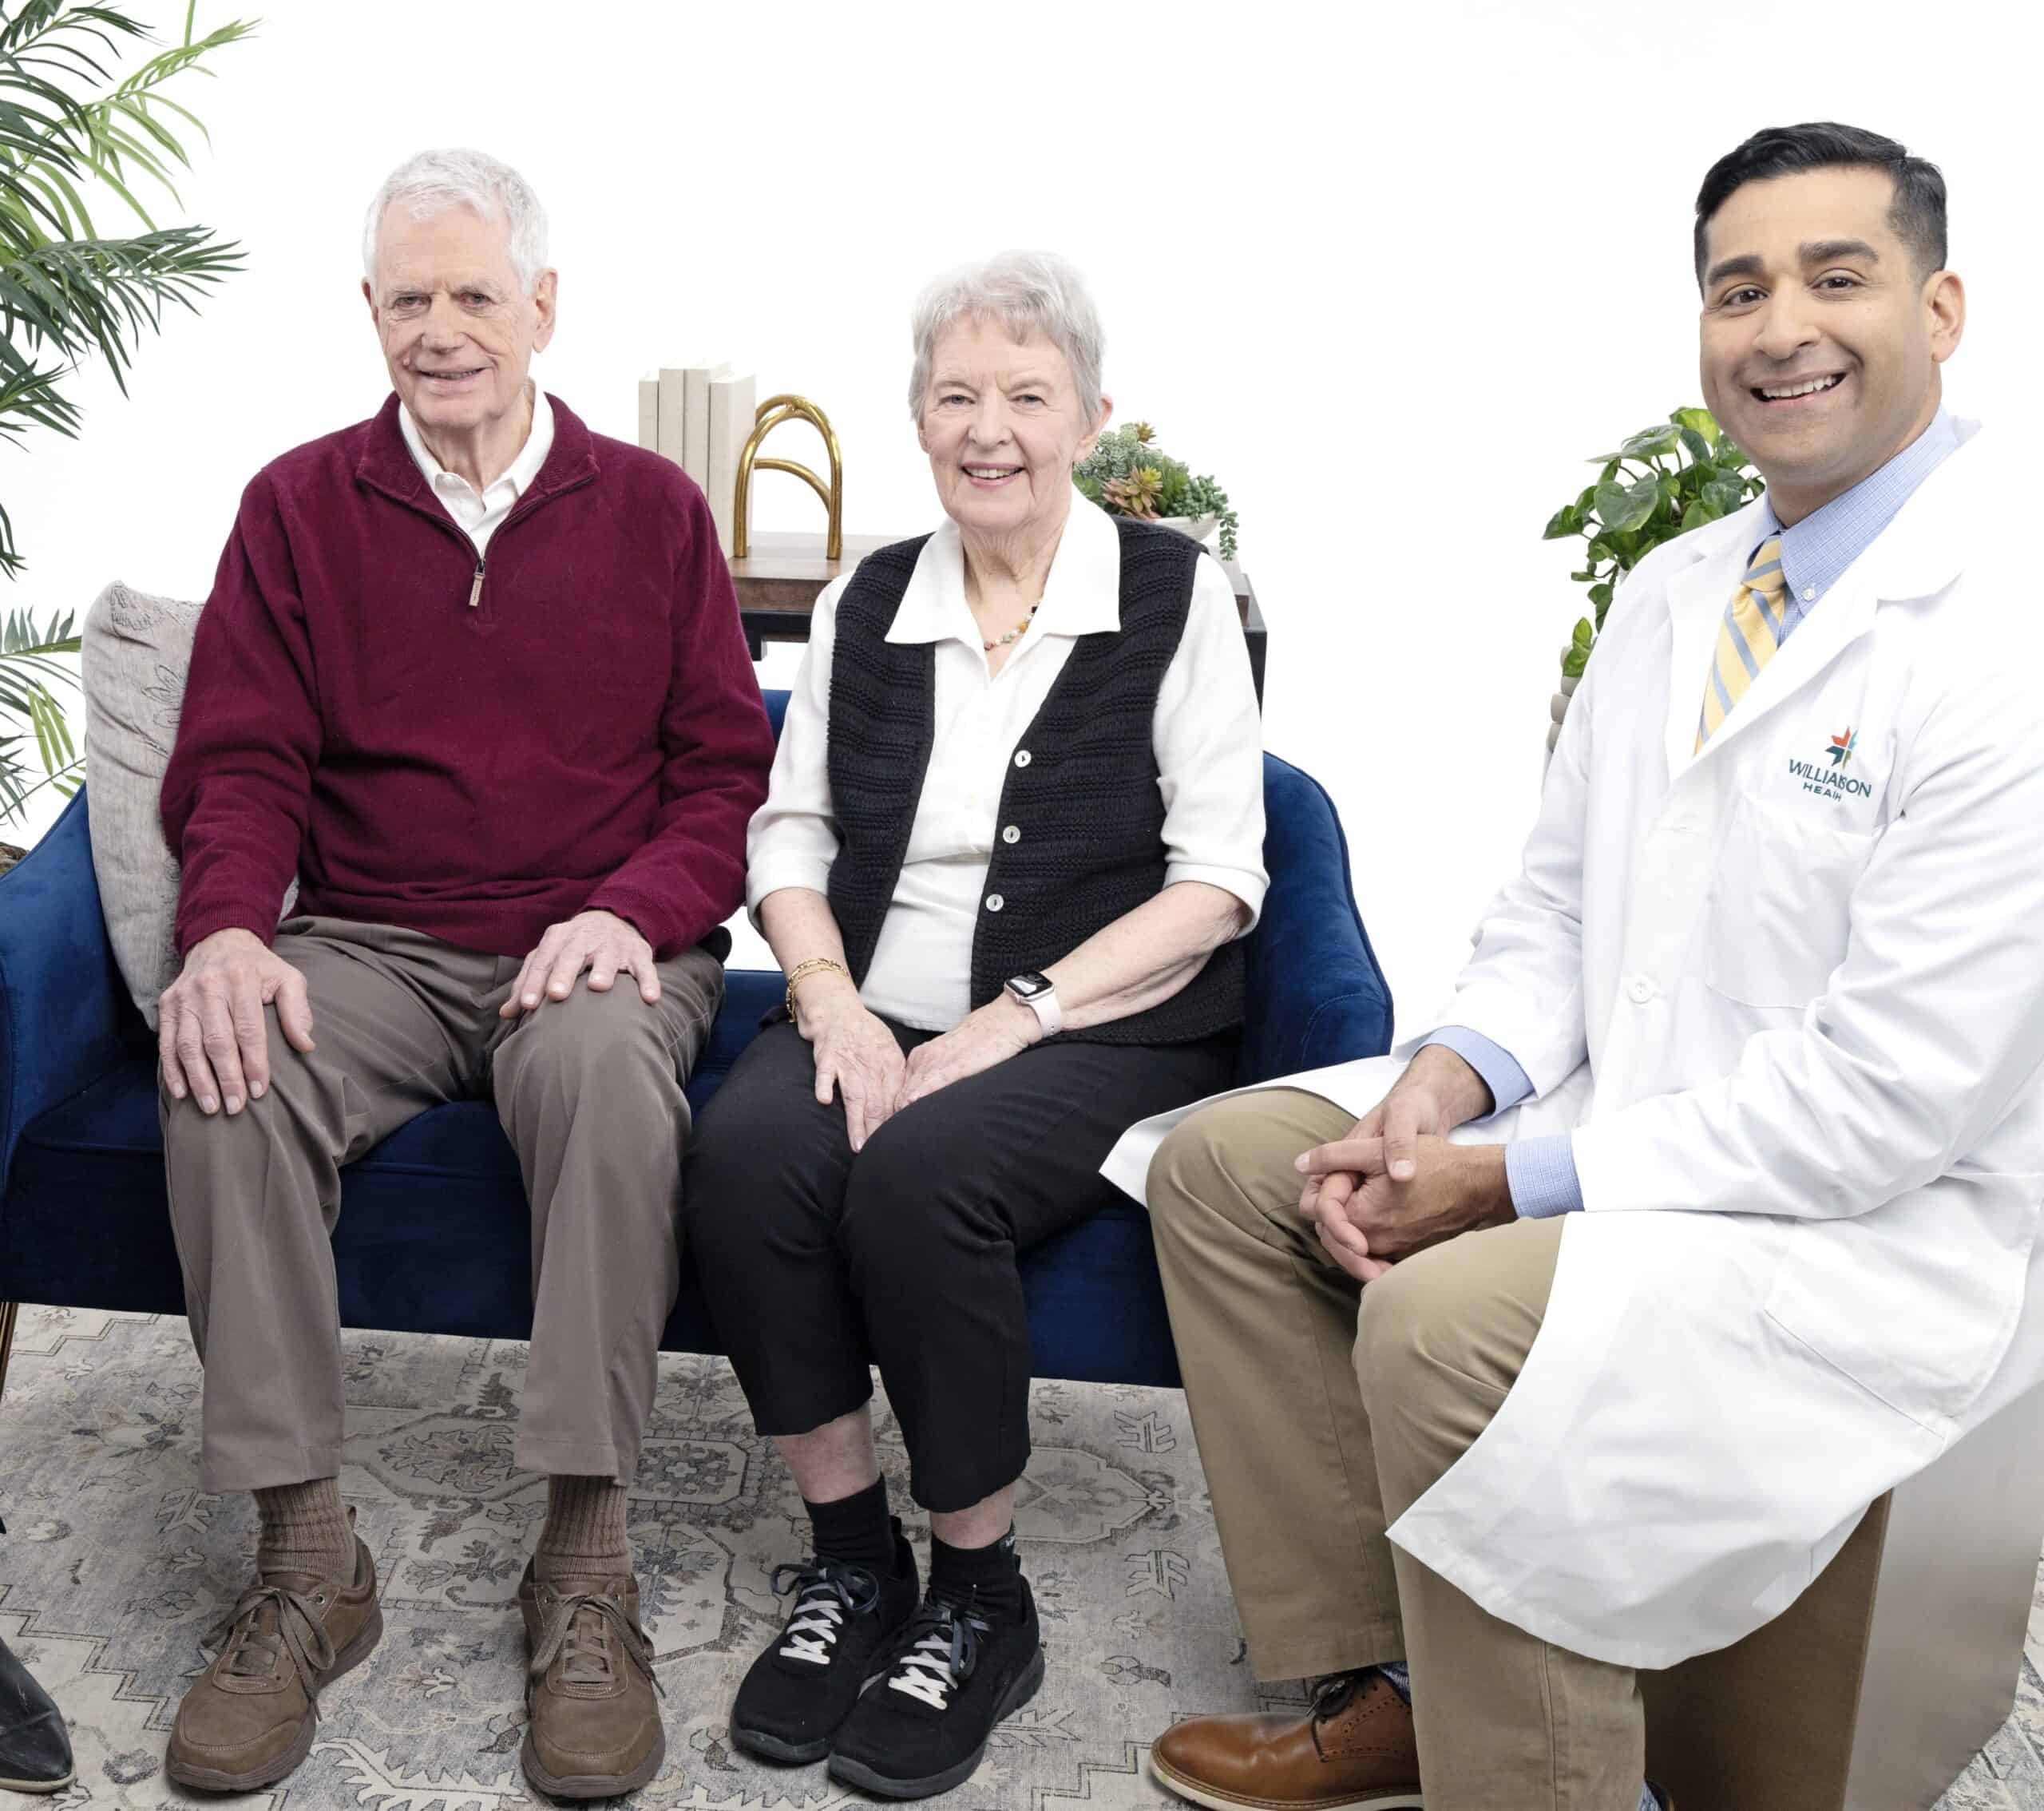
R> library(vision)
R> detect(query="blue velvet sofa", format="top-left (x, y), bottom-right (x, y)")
top-left (0, 691), bottom-right (1391, 1389)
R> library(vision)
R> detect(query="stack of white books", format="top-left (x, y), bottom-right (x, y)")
top-left (636, 363), bottom-right (757, 557)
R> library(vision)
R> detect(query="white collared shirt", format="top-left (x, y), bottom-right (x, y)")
top-left (747, 491), bottom-right (1269, 1030)
top-left (398, 382), bottom-right (555, 557)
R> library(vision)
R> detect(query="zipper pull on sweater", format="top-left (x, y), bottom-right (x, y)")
top-left (468, 565), bottom-right (484, 609)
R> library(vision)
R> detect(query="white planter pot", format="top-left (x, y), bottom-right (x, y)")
top-left (1156, 514), bottom-right (1219, 548)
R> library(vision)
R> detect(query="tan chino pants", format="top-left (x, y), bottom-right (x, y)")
top-left (160, 915), bottom-right (722, 1493)
top-left (1148, 1089), bottom-right (1646, 1811)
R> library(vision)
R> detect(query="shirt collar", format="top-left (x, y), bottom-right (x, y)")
top-left (885, 488), bottom-right (1124, 647)
top-left (1754, 406), bottom-right (1959, 606)
top-left (398, 381), bottom-right (554, 501)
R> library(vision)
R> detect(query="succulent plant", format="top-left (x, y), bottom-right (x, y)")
top-left (1100, 466), bottom-right (1165, 519)
top-left (1075, 425), bottom-right (1241, 559)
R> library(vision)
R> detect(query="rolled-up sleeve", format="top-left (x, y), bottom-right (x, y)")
top-left (744, 574), bottom-right (846, 921)
top-left (1155, 553), bottom-right (1268, 929)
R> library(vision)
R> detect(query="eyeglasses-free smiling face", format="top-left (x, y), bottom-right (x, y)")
top-left (1697, 164), bottom-right (1963, 525)
top-left (364, 200), bottom-right (557, 450)
top-left (917, 315), bottom-right (1107, 545)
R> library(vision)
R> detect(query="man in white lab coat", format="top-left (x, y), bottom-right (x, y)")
top-left (1128, 122), bottom-right (2044, 1811)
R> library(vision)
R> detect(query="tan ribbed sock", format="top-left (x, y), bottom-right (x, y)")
top-left (534, 1476), bottom-right (631, 1585)
top-left (254, 1478), bottom-right (356, 1583)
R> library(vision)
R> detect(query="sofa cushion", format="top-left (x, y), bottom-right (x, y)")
top-left (80, 580), bottom-right (295, 1028)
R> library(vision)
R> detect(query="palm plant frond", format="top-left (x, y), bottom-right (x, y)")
top-left (0, 2), bottom-right (252, 816)
top-left (1, 12), bottom-right (254, 228)
top-left (1, 225), bottom-right (242, 386)
top-left (2, 601), bottom-right (81, 652)
top-left (0, 731), bottom-right (81, 818)
top-left (0, 356), bottom-right (77, 436)
top-left (0, 602), bottom-right (81, 822)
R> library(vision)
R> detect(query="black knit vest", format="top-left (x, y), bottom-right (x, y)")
top-left (824, 516), bottom-right (1245, 1046)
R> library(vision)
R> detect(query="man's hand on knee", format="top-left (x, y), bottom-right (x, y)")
top-left (158, 928), bottom-right (315, 1116)
top-left (500, 909), bottom-right (658, 1020)
top-left (1294, 1135), bottom-right (1512, 1281)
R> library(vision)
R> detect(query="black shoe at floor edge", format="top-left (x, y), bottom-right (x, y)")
top-left (0, 1634), bottom-right (75, 1795)
top-left (826, 1577), bottom-right (1044, 1800)
top-left (731, 1521), bottom-right (921, 1764)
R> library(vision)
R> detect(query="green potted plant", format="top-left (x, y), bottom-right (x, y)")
top-left (0, 0), bottom-right (254, 871)
top-left (1539, 406), bottom-right (1763, 750)
top-left (1075, 422), bottom-right (1240, 561)
top-left (0, 608), bottom-right (80, 860)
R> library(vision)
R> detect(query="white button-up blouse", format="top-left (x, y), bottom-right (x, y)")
top-left (746, 491), bottom-right (1268, 1031)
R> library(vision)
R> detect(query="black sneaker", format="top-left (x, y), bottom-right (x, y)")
top-left (826, 1578), bottom-right (1044, 1799)
top-left (731, 1524), bottom-right (920, 1764)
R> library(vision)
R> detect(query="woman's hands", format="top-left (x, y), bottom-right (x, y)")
top-left (795, 974), bottom-right (908, 1152)
top-left (796, 981), bottom-right (1041, 1150)
top-left (897, 994), bottom-right (1039, 1112)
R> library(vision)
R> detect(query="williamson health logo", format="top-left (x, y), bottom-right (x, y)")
top-left (1790, 725), bottom-right (1872, 801)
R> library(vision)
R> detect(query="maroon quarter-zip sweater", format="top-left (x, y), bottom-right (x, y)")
top-left (161, 394), bottom-right (774, 961)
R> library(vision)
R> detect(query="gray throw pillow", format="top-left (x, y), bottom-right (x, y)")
top-left (81, 580), bottom-right (295, 1028)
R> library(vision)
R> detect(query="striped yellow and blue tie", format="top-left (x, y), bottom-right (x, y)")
top-left (1696, 535), bottom-right (1788, 751)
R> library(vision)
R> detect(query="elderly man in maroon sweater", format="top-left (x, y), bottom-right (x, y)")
top-left (152, 148), bottom-right (773, 1798)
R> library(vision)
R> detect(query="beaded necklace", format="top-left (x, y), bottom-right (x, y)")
top-left (983, 604), bottom-right (1040, 652)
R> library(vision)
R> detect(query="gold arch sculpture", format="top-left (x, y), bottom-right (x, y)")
top-left (732, 394), bottom-right (843, 561)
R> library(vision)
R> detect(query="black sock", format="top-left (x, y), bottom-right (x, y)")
top-left (803, 1476), bottom-right (897, 1573)
top-left (929, 1526), bottom-right (1023, 1621)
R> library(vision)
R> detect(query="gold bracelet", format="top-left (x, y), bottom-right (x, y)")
top-left (784, 957), bottom-right (849, 1015)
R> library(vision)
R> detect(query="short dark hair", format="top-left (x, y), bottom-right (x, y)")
top-left (1693, 122), bottom-right (1947, 287)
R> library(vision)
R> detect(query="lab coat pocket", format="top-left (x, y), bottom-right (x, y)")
top-left (1700, 795), bottom-right (1876, 1009)
top-left (1764, 1177), bottom-right (2041, 1433)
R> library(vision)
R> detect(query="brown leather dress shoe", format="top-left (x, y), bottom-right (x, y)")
top-left (165, 1537), bottom-right (382, 1792)
top-left (1151, 1671), bottom-right (1422, 1811)
top-left (518, 1559), bottom-right (666, 1799)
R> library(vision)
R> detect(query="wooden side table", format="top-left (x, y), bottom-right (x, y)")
top-left (730, 532), bottom-right (1269, 704)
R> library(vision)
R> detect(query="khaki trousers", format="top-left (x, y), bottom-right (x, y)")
top-left (1148, 1089), bottom-right (1646, 1811)
top-left (161, 915), bottom-right (722, 1494)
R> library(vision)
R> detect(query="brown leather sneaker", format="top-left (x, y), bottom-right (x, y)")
top-left (517, 1559), bottom-right (666, 1799)
top-left (1151, 1670), bottom-right (1422, 1811)
top-left (165, 1536), bottom-right (382, 1792)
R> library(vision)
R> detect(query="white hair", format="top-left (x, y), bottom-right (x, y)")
top-left (362, 146), bottom-right (550, 294)
top-left (907, 250), bottom-right (1105, 423)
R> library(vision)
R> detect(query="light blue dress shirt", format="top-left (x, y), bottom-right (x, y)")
top-left (1426, 410), bottom-right (1960, 1217)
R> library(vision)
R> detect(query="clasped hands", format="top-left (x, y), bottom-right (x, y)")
top-left (1297, 1047), bottom-right (1515, 1281)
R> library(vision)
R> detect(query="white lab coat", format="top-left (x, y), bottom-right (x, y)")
top-left (1103, 420), bottom-right (2044, 1668)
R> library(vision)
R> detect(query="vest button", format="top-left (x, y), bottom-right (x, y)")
top-left (985, 894), bottom-right (1006, 913)
top-left (1014, 750), bottom-right (1032, 768)
top-left (1001, 825), bottom-right (1021, 845)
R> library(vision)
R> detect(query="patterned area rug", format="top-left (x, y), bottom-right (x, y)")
top-left (0, 1305), bottom-right (2039, 1809)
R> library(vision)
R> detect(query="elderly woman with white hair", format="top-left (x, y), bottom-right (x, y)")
top-left (683, 251), bottom-right (1266, 1797)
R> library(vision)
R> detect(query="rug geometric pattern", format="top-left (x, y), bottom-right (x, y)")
top-left (0, 1306), bottom-right (2038, 1808)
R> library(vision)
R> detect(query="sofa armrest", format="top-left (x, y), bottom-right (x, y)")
top-left (1237, 754), bottom-right (1394, 1084)
top-left (0, 787), bottom-right (136, 1199)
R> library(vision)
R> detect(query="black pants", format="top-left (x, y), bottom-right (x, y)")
top-left (682, 1018), bottom-right (1237, 1512)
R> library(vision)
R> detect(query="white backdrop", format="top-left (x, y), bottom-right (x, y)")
top-left (6, 0), bottom-right (2032, 1021)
